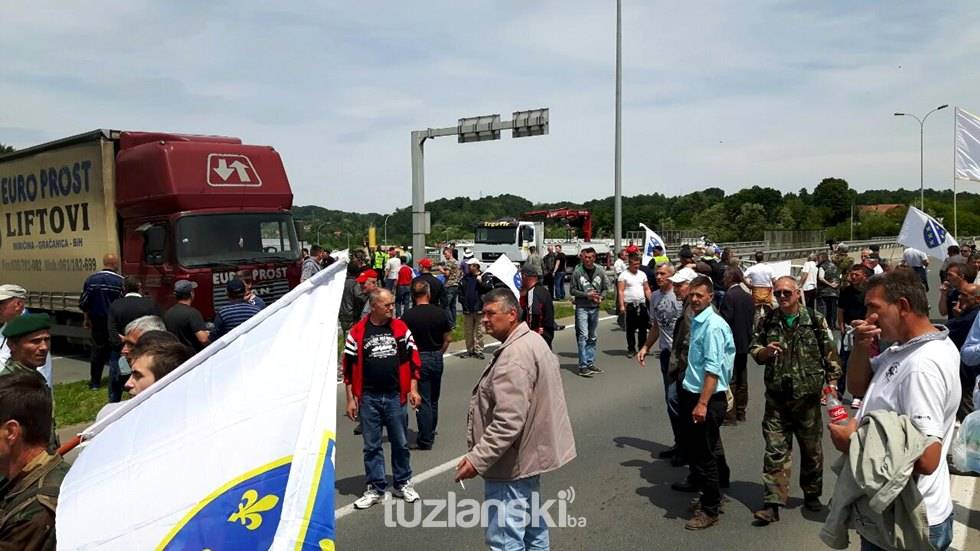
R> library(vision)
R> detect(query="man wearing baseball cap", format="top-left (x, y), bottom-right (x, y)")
top-left (0, 285), bottom-right (53, 387)
top-left (412, 257), bottom-right (444, 308)
top-left (164, 280), bottom-right (209, 352)
top-left (211, 279), bottom-right (262, 340)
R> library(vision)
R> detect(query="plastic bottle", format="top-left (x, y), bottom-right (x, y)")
top-left (824, 386), bottom-right (849, 425)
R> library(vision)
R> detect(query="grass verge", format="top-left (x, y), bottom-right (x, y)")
top-left (53, 377), bottom-right (125, 427)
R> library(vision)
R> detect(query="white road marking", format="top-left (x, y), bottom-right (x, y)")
top-left (335, 454), bottom-right (465, 519)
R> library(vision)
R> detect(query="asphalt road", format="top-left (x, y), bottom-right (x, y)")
top-left (332, 314), bottom-right (979, 550)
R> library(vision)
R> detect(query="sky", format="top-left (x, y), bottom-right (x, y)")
top-left (2, 1), bottom-right (979, 213)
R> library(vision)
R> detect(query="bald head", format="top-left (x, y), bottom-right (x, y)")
top-left (103, 253), bottom-right (119, 270)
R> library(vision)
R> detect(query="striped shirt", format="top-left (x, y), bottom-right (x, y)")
top-left (79, 270), bottom-right (124, 317)
top-left (212, 301), bottom-right (262, 340)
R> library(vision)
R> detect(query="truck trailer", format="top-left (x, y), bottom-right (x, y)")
top-left (0, 129), bottom-right (302, 339)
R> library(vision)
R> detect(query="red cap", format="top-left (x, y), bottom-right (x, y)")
top-left (626, 244), bottom-right (640, 254)
top-left (356, 269), bottom-right (378, 283)
top-left (419, 258), bottom-right (432, 269)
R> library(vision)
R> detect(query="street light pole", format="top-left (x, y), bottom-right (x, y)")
top-left (383, 214), bottom-right (391, 247)
top-left (613, 0), bottom-right (623, 254)
top-left (895, 104), bottom-right (948, 211)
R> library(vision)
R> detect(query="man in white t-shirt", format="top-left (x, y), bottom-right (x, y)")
top-left (799, 253), bottom-right (818, 309)
top-left (617, 254), bottom-right (651, 357)
top-left (744, 251), bottom-right (775, 307)
top-left (384, 247), bottom-right (402, 292)
top-left (830, 269), bottom-right (960, 551)
top-left (902, 246), bottom-right (930, 291)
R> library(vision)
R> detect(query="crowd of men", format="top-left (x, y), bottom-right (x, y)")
top-left (2, 236), bottom-right (978, 549)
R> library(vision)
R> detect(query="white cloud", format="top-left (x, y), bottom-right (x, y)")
top-left (1, 1), bottom-right (979, 212)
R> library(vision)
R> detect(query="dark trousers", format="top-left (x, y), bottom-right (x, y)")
top-left (553, 271), bottom-right (566, 299)
top-left (803, 289), bottom-right (816, 309)
top-left (624, 303), bottom-right (648, 353)
top-left (659, 351), bottom-right (683, 448)
top-left (818, 296), bottom-right (838, 328)
top-left (107, 351), bottom-right (125, 403)
top-left (416, 351), bottom-right (444, 447)
top-left (88, 315), bottom-right (111, 388)
top-left (679, 388), bottom-right (729, 516)
top-left (730, 352), bottom-right (749, 418)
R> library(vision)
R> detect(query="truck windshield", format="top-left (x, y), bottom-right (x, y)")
top-left (475, 227), bottom-right (517, 244)
top-left (176, 213), bottom-right (300, 268)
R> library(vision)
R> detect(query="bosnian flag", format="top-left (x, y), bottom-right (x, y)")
top-left (57, 259), bottom-right (346, 550)
top-left (640, 223), bottom-right (667, 266)
top-left (485, 253), bottom-right (521, 299)
top-left (897, 206), bottom-right (958, 261)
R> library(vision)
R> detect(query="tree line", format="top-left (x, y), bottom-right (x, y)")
top-left (295, 177), bottom-right (980, 249)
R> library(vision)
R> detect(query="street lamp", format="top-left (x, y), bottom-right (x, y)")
top-left (312, 221), bottom-right (330, 246)
top-left (383, 214), bottom-right (391, 247)
top-left (613, 0), bottom-right (623, 254)
top-left (894, 104), bottom-right (948, 210)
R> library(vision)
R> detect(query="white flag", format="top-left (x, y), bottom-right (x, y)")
top-left (897, 206), bottom-right (958, 261)
top-left (639, 223), bottom-right (667, 266)
top-left (57, 261), bottom-right (346, 550)
top-left (485, 253), bottom-right (521, 299)
top-left (956, 107), bottom-right (980, 182)
top-left (769, 260), bottom-right (793, 279)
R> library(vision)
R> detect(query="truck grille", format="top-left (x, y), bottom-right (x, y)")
top-left (213, 279), bottom-right (291, 310)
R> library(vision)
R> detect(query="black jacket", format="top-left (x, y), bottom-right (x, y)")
top-left (521, 285), bottom-right (555, 348)
top-left (720, 283), bottom-right (755, 354)
top-left (459, 273), bottom-right (490, 313)
top-left (108, 295), bottom-right (162, 345)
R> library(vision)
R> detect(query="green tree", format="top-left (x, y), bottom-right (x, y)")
top-left (734, 203), bottom-right (768, 241)
top-left (811, 178), bottom-right (852, 225)
top-left (0, 143), bottom-right (14, 154)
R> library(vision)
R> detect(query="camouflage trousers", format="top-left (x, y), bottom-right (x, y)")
top-left (761, 391), bottom-right (823, 505)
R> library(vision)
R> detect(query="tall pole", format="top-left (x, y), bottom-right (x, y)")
top-left (894, 104), bottom-right (947, 213)
top-left (411, 132), bottom-right (427, 264)
top-left (383, 214), bottom-right (391, 247)
top-left (953, 108), bottom-right (958, 238)
top-left (850, 200), bottom-right (854, 242)
top-left (613, 0), bottom-right (623, 253)
top-left (919, 120), bottom-right (924, 210)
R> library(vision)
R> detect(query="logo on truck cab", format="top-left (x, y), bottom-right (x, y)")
top-left (207, 154), bottom-right (262, 187)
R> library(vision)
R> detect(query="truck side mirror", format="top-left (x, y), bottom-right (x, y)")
top-left (144, 225), bottom-right (166, 265)
top-left (294, 220), bottom-right (305, 241)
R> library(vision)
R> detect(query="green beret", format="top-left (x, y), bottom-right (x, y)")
top-left (1, 313), bottom-right (52, 339)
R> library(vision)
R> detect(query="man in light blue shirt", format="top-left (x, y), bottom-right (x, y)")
top-left (677, 275), bottom-right (735, 531)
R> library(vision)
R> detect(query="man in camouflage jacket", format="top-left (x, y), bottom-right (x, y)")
top-left (749, 276), bottom-right (841, 525)
top-left (0, 371), bottom-right (69, 550)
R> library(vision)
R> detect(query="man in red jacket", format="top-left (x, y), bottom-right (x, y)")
top-left (344, 288), bottom-right (422, 510)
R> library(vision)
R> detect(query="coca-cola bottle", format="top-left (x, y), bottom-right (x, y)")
top-left (824, 386), bottom-right (849, 425)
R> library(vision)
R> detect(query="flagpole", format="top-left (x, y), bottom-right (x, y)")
top-left (58, 435), bottom-right (82, 456)
top-left (954, 107), bottom-right (958, 238)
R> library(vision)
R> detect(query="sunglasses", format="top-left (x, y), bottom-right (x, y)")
top-left (773, 290), bottom-right (794, 298)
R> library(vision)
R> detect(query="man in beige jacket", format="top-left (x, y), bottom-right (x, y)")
top-left (456, 288), bottom-right (576, 551)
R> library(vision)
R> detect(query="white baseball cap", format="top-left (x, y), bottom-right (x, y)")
top-left (0, 284), bottom-right (27, 301)
top-left (669, 267), bottom-right (698, 284)
top-left (466, 258), bottom-right (481, 265)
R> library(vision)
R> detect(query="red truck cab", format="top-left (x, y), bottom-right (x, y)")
top-left (115, 131), bottom-right (301, 319)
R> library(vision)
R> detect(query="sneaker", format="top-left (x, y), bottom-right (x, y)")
top-left (392, 482), bottom-right (420, 503)
top-left (685, 510), bottom-right (718, 530)
top-left (474, 352), bottom-right (486, 360)
top-left (626, 350), bottom-right (636, 359)
top-left (353, 487), bottom-right (387, 509)
top-left (577, 367), bottom-right (594, 378)
top-left (850, 398), bottom-right (862, 409)
top-left (803, 494), bottom-right (823, 512)
top-left (588, 364), bottom-right (605, 374)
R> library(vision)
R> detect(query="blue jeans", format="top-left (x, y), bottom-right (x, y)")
top-left (444, 286), bottom-right (458, 328)
top-left (860, 513), bottom-right (953, 551)
top-left (485, 476), bottom-right (549, 551)
top-left (574, 306), bottom-right (599, 368)
top-left (359, 391), bottom-right (412, 492)
top-left (659, 350), bottom-right (682, 448)
top-left (385, 279), bottom-right (397, 292)
top-left (553, 271), bottom-right (566, 299)
top-left (107, 350), bottom-right (125, 403)
top-left (416, 351), bottom-right (444, 447)
top-left (396, 285), bottom-right (411, 317)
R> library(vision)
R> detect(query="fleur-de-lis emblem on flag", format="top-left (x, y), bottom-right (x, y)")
top-left (228, 489), bottom-right (280, 531)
